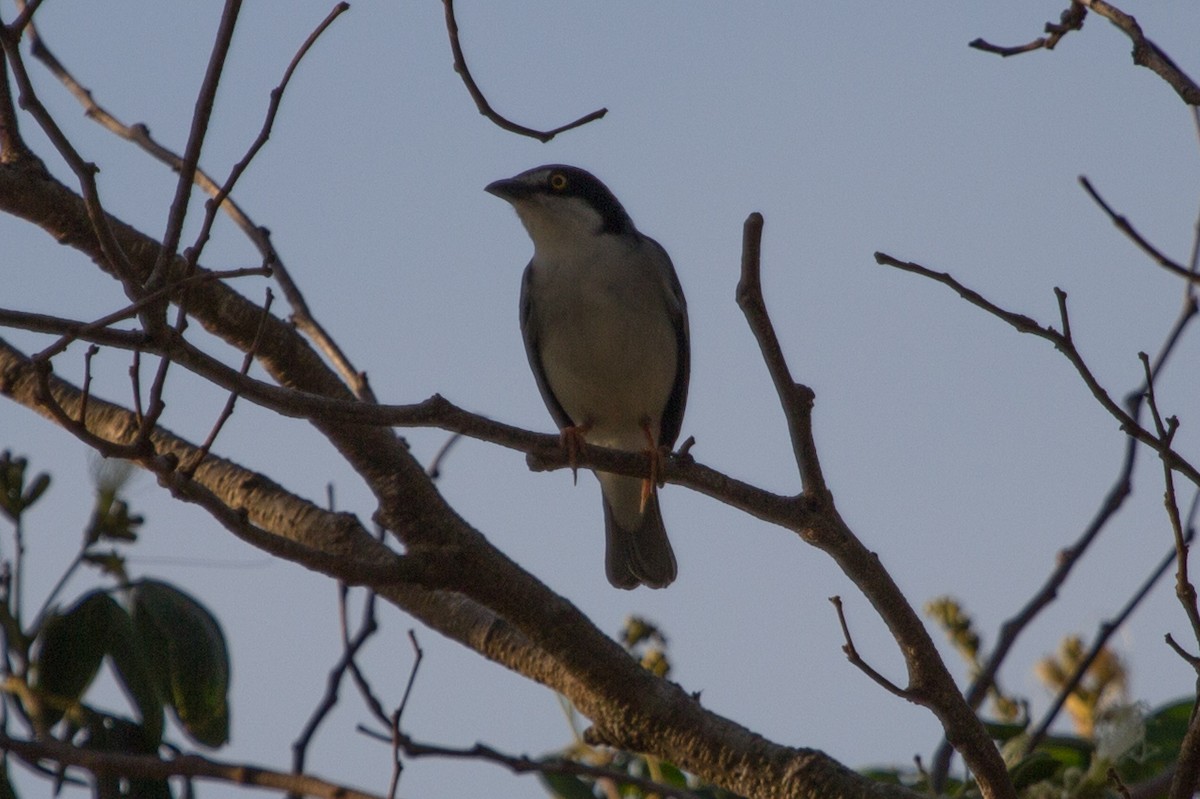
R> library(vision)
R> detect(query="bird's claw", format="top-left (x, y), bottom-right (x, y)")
top-left (640, 422), bottom-right (665, 513)
top-left (560, 423), bottom-right (591, 485)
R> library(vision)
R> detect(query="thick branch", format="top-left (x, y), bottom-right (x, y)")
top-left (0, 328), bottom-right (913, 799)
top-left (0, 732), bottom-right (387, 799)
top-left (1079, 0), bottom-right (1200, 106)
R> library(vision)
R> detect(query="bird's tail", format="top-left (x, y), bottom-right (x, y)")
top-left (599, 473), bottom-right (677, 589)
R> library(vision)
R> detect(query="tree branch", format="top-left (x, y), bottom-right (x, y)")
top-left (735, 213), bottom-right (827, 499)
top-left (145, 0), bottom-right (242, 294)
top-left (1078, 0), bottom-right (1200, 106)
top-left (969, 2), bottom-right (1087, 57)
top-left (873, 252), bottom-right (1200, 489)
top-left (18, 3), bottom-right (370, 398)
top-left (441, 0), bottom-right (607, 142)
top-left (1079, 176), bottom-right (1199, 283)
top-left (929, 279), bottom-right (1199, 788)
top-left (0, 732), bottom-right (388, 799)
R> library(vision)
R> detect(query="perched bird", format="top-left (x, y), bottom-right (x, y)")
top-left (486, 165), bottom-right (690, 589)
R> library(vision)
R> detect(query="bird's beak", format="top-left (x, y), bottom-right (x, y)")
top-left (484, 176), bottom-right (529, 202)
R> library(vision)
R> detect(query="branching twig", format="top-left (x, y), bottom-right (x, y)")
top-left (829, 596), bottom-right (912, 700)
top-left (385, 631), bottom-right (424, 799)
top-left (358, 725), bottom-right (704, 799)
top-left (145, 0), bottom-right (243, 294)
top-left (0, 21), bottom-right (140, 299)
top-left (18, 3), bottom-right (370, 398)
top-left (441, 0), bottom-right (607, 142)
top-left (290, 582), bottom-right (381, 794)
top-left (27, 266), bottom-right (266, 364)
top-left (969, 2), bottom-right (1086, 57)
top-left (1077, 0), bottom-right (1200, 106)
top-left (182, 290), bottom-right (276, 477)
top-left (1025, 532), bottom-right (1193, 751)
top-left (873, 252), bottom-right (1200, 489)
top-left (929, 282), bottom-right (1199, 788)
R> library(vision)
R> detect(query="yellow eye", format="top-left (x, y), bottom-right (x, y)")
top-left (549, 172), bottom-right (568, 191)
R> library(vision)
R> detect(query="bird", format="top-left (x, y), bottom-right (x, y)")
top-left (486, 165), bottom-right (690, 589)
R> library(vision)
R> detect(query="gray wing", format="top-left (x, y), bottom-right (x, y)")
top-left (519, 262), bottom-right (574, 431)
top-left (645, 237), bottom-right (690, 449)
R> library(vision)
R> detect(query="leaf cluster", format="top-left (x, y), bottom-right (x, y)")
top-left (0, 453), bottom-right (231, 799)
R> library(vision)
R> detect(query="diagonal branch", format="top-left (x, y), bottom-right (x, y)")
top-left (18, 3), bottom-right (369, 398)
top-left (1079, 176), bottom-right (1199, 283)
top-left (929, 284), bottom-right (1199, 788)
top-left (1078, 0), bottom-right (1200, 106)
top-left (873, 252), bottom-right (1200, 489)
top-left (1025, 532), bottom-right (1193, 752)
top-left (145, 0), bottom-right (242, 294)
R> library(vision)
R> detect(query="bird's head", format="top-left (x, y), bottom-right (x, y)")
top-left (486, 165), bottom-right (635, 253)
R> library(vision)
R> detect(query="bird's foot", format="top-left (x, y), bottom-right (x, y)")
top-left (640, 422), bottom-right (664, 513)
top-left (560, 423), bottom-right (591, 485)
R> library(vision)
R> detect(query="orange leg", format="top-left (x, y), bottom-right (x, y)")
top-left (560, 422), bottom-right (592, 485)
top-left (639, 421), bottom-right (662, 513)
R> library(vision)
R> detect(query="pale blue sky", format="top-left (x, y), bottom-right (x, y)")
top-left (4, 3), bottom-right (1200, 797)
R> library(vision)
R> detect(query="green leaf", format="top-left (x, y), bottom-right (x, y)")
top-left (1116, 697), bottom-right (1195, 784)
top-left (22, 473), bottom-right (50, 508)
top-left (105, 604), bottom-right (164, 747)
top-left (1144, 697), bottom-right (1192, 749)
top-left (538, 771), bottom-right (597, 799)
top-left (1008, 750), bottom-right (1062, 789)
top-left (656, 760), bottom-right (688, 787)
top-left (127, 778), bottom-right (173, 799)
top-left (31, 591), bottom-right (117, 726)
top-left (983, 719), bottom-right (1028, 742)
top-left (131, 580), bottom-right (230, 747)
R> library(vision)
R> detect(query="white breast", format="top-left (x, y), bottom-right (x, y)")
top-left (527, 235), bottom-right (678, 451)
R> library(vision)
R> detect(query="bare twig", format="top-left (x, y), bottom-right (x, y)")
top-left (79, 344), bottom-right (100, 430)
top-left (0, 732), bottom-right (387, 799)
top-left (385, 631), bottom-right (424, 799)
top-left (1025, 532), bottom-right (1193, 751)
top-left (182, 290), bottom-right (276, 477)
top-left (5, 0), bottom-right (48, 38)
top-left (27, 266), bottom-right (267, 364)
top-left (1080, 177), bottom-right (1198, 283)
top-left (145, 0), bottom-right (243, 293)
top-left (735, 213), bottom-right (827, 499)
top-left (0, 43), bottom-right (28, 159)
top-left (358, 725), bottom-right (704, 799)
top-left (395, 630), bottom-right (423, 726)
top-left (427, 433), bottom-right (463, 479)
top-left (829, 596), bottom-right (912, 700)
top-left (18, 4), bottom-right (370, 398)
top-left (0, 22), bottom-right (141, 298)
top-left (930, 285), bottom-right (1199, 788)
top-left (441, 0), bottom-right (607, 142)
top-left (969, 2), bottom-right (1086, 57)
top-left (1078, 0), bottom-right (1200, 106)
top-left (873, 252), bottom-right (1200, 489)
top-left (289, 582), bottom-right (381, 796)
